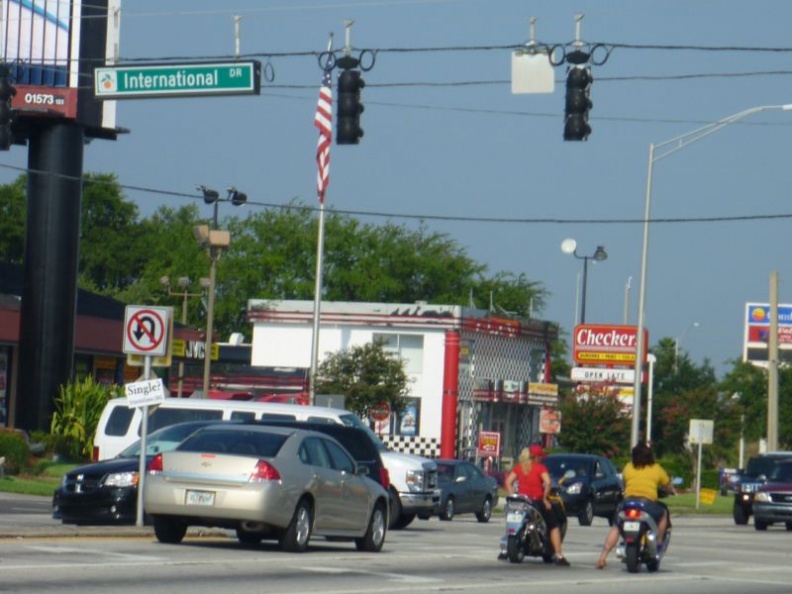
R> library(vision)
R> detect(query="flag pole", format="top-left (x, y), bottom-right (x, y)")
top-left (309, 34), bottom-right (334, 406)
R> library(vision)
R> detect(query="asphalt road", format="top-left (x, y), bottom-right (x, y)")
top-left (2, 494), bottom-right (792, 594)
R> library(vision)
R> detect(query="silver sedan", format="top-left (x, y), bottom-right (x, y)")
top-left (143, 424), bottom-right (388, 552)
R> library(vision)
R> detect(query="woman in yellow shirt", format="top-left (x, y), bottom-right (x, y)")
top-left (596, 442), bottom-right (676, 569)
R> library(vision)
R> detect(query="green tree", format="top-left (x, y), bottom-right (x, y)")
top-left (0, 175), bottom-right (26, 264)
top-left (557, 381), bottom-right (630, 457)
top-left (79, 173), bottom-right (145, 294)
top-left (719, 360), bottom-right (792, 453)
top-left (315, 340), bottom-right (411, 419)
top-left (648, 337), bottom-right (718, 457)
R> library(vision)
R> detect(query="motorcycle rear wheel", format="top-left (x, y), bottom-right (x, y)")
top-left (507, 535), bottom-right (525, 564)
top-left (625, 543), bottom-right (641, 573)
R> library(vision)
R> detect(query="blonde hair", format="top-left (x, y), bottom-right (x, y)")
top-left (518, 448), bottom-right (532, 464)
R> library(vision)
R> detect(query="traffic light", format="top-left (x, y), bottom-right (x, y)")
top-left (336, 69), bottom-right (364, 145)
top-left (563, 65), bottom-right (592, 141)
top-left (0, 65), bottom-right (17, 151)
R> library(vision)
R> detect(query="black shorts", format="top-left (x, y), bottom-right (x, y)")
top-left (539, 502), bottom-right (559, 531)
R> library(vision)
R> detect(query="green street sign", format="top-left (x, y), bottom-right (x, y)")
top-left (94, 61), bottom-right (261, 99)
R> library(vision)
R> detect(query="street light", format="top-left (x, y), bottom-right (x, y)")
top-left (194, 185), bottom-right (246, 397)
top-left (561, 238), bottom-right (607, 324)
top-left (160, 275), bottom-right (210, 397)
top-left (631, 103), bottom-right (792, 447)
top-left (674, 321), bottom-right (699, 373)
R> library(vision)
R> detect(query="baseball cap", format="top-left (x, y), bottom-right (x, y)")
top-left (529, 444), bottom-right (546, 458)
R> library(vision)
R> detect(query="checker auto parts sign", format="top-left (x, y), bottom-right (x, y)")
top-left (572, 324), bottom-right (648, 365)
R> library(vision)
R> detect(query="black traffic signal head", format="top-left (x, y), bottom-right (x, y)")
top-left (563, 65), bottom-right (592, 141)
top-left (0, 65), bottom-right (17, 150)
top-left (336, 69), bottom-right (365, 145)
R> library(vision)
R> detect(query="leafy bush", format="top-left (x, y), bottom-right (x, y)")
top-left (0, 430), bottom-right (29, 475)
top-left (50, 377), bottom-right (120, 461)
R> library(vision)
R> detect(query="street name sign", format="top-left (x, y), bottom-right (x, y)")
top-left (94, 61), bottom-right (261, 99)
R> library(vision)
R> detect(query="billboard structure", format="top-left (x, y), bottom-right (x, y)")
top-left (1, 0), bottom-right (120, 138)
top-left (743, 303), bottom-right (792, 367)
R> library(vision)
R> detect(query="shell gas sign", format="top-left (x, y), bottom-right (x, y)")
top-left (572, 324), bottom-right (648, 365)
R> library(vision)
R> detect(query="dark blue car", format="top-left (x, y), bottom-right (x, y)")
top-left (426, 459), bottom-right (499, 522)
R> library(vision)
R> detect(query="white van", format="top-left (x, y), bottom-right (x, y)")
top-left (93, 397), bottom-right (439, 529)
top-left (93, 398), bottom-right (366, 461)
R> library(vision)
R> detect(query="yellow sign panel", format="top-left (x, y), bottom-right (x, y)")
top-left (699, 488), bottom-right (717, 506)
top-left (577, 352), bottom-right (636, 363)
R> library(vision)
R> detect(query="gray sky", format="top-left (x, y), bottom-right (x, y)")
top-left (4, 0), bottom-right (791, 377)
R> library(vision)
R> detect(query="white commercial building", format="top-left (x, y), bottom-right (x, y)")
top-left (248, 299), bottom-right (559, 461)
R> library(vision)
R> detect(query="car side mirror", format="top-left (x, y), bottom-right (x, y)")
top-left (355, 465), bottom-right (370, 477)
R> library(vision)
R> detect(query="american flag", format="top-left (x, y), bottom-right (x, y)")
top-left (314, 67), bottom-right (332, 203)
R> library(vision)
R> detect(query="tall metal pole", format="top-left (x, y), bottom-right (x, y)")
top-left (645, 354), bottom-right (656, 445)
top-left (631, 103), bottom-right (792, 448)
top-left (201, 251), bottom-right (218, 397)
top-left (309, 202), bottom-right (327, 406)
top-left (623, 276), bottom-right (632, 325)
top-left (580, 257), bottom-right (589, 324)
top-left (768, 271), bottom-right (779, 451)
top-left (631, 143), bottom-right (654, 447)
top-left (177, 289), bottom-right (188, 398)
top-left (201, 201), bottom-right (220, 397)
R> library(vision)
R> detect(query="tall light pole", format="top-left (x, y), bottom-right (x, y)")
top-left (674, 321), bottom-right (700, 373)
top-left (623, 276), bottom-right (632, 325)
top-left (194, 185), bottom-right (246, 397)
top-left (160, 275), bottom-right (210, 397)
top-left (561, 238), bottom-right (608, 324)
top-left (631, 103), bottom-right (792, 447)
top-left (645, 353), bottom-right (656, 445)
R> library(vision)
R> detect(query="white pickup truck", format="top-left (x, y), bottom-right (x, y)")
top-left (374, 443), bottom-right (439, 529)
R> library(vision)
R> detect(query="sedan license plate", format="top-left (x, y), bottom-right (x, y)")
top-left (622, 521), bottom-right (640, 532)
top-left (186, 490), bottom-right (215, 506)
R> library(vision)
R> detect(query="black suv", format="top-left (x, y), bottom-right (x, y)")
top-left (733, 452), bottom-right (792, 525)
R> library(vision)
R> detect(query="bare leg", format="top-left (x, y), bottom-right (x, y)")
top-left (657, 511), bottom-right (668, 543)
top-left (550, 527), bottom-right (562, 556)
top-left (597, 526), bottom-right (620, 569)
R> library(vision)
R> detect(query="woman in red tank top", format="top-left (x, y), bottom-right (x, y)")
top-left (502, 444), bottom-right (569, 566)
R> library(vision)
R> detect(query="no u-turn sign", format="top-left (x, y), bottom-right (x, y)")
top-left (123, 306), bottom-right (171, 357)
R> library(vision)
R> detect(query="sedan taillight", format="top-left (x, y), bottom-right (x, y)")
top-left (380, 467), bottom-right (391, 490)
top-left (147, 453), bottom-right (163, 474)
top-left (250, 460), bottom-right (281, 482)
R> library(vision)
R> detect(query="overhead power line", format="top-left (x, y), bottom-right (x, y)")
top-left (1, 162), bottom-right (789, 227)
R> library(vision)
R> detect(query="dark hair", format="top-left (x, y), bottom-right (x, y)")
top-left (631, 442), bottom-right (655, 469)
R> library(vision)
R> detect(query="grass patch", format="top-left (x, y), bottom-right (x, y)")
top-left (0, 459), bottom-right (80, 497)
top-left (0, 475), bottom-right (61, 497)
top-left (667, 491), bottom-right (732, 515)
